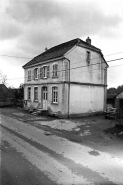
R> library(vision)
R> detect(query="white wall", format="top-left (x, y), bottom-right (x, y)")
top-left (66, 46), bottom-right (107, 85)
top-left (69, 84), bottom-right (104, 114)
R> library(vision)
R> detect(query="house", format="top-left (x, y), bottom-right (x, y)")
top-left (0, 84), bottom-right (13, 107)
top-left (115, 89), bottom-right (123, 110)
top-left (22, 37), bottom-right (108, 118)
top-left (107, 94), bottom-right (116, 107)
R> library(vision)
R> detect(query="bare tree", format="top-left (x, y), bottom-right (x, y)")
top-left (0, 71), bottom-right (8, 85)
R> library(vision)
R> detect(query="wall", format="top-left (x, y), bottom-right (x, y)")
top-left (69, 84), bottom-right (104, 116)
top-left (24, 59), bottom-right (63, 85)
top-left (66, 46), bottom-right (107, 85)
top-left (115, 91), bottom-right (123, 109)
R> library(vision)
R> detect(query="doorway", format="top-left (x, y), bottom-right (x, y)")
top-left (42, 86), bottom-right (48, 110)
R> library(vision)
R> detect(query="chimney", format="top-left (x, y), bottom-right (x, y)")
top-left (86, 37), bottom-right (91, 45)
top-left (45, 47), bottom-right (48, 51)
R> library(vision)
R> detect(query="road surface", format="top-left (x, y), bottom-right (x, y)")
top-left (0, 110), bottom-right (123, 185)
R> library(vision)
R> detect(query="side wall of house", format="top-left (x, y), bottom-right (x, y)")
top-left (66, 45), bottom-right (107, 116)
top-left (66, 45), bottom-right (107, 84)
top-left (115, 91), bottom-right (123, 109)
top-left (69, 85), bottom-right (104, 116)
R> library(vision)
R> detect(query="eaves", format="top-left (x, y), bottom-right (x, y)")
top-left (22, 56), bottom-right (65, 69)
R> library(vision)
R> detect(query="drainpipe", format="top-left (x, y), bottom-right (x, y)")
top-left (64, 57), bottom-right (70, 118)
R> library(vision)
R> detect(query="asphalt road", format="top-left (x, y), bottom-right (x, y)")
top-left (0, 108), bottom-right (123, 185)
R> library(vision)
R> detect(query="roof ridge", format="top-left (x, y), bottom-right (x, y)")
top-left (23, 37), bottom-right (102, 68)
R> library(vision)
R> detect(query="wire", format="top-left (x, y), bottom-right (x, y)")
top-left (0, 50), bottom-right (123, 60)
top-left (0, 54), bottom-right (32, 59)
top-left (6, 57), bottom-right (123, 81)
top-left (107, 58), bottom-right (123, 62)
top-left (0, 50), bottom-right (123, 67)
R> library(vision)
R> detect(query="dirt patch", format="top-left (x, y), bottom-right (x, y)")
top-left (88, 150), bottom-right (100, 156)
top-left (104, 124), bottom-right (123, 140)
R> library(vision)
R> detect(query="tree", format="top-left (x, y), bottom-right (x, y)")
top-left (107, 87), bottom-right (117, 95)
top-left (0, 71), bottom-right (7, 85)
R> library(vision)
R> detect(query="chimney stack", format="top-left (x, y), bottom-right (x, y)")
top-left (45, 47), bottom-right (48, 51)
top-left (86, 37), bottom-right (91, 45)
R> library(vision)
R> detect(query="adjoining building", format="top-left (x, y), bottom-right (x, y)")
top-left (0, 84), bottom-right (13, 107)
top-left (22, 37), bottom-right (108, 118)
top-left (115, 89), bottom-right (123, 110)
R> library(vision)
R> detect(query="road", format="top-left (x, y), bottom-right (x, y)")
top-left (0, 109), bottom-right (123, 185)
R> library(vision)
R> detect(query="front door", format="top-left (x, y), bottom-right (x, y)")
top-left (42, 86), bottom-right (47, 110)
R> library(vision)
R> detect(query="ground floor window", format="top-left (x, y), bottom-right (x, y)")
top-left (52, 86), bottom-right (58, 103)
top-left (27, 87), bottom-right (31, 100)
top-left (34, 87), bottom-right (38, 101)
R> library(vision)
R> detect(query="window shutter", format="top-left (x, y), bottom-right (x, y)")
top-left (56, 64), bottom-right (58, 77)
top-left (32, 70), bottom-right (34, 80)
top-left (30, 70), bottom-right (31, 81)
top-left (38, 68), bottom-right (40, 79)
top-left (47, 65), bottom-right (50, 78)
top-left (52, 64), bottom-right (54, 77)
top-left (27, 71), bottom-right (29, 81)
top-left (52, 87), bottom-right (53, 103)
top-left (65, 62), bottom-right (68, 81)
top-left (40, 67), bottom-right (43, 79)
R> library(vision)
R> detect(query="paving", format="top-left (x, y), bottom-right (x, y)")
top-left (0, 107), bottom-right (123, 185)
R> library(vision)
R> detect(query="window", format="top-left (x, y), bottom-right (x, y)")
top-left (52, 86), bottom-right (58, 103)
top-left (52, 63), bottom-right (58, 78)
top-left (34, 87), bottom-right (38, 101)
top-left (86, 51), bottom-right (91, 64)
top-left (34, 68), bottom-right (38, 79)
top-left (27, 87), bottom-right (31, 100)
top-left (43, 66), bottom-right (47, 78)
top-left (27, 70), bottom-right (31, 81)
top-left (40, 66), bottom-right (50, 79)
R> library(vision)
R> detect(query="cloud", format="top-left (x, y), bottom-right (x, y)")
top-left (6, 0), bottom-right (65, 24)
top-left (5, 0), bottom-right (123, 44)
top-left (0, 21), bottom-right (22, 40)
top-left (2, 0), bottom-right (123, 58)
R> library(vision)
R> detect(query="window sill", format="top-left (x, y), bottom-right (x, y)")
top-left (34, 100), bottom-right (38, 102)
top-left (27, 99), bottom-right (31, 101)
top-left (51, 102), bottom-right (58, 105)
top-left (52, 76), bottom-right (58, 78)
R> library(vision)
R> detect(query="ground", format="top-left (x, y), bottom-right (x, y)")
top-left (0, 107), bottom-right (123, 185)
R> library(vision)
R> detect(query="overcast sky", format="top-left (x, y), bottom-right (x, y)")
top-left (0, 0), bottom-right (123, 88)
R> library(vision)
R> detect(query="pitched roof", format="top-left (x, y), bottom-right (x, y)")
top-left (0, 84), bottom-right (11, 100)
top-left (23, 38), bottom-right (103, 68)
top-left (115, 88), bottom-right (123, 98)
top-left (0, 83), bottom-right (8, 91)
top-left (107, 94), bottom-right (116, 99)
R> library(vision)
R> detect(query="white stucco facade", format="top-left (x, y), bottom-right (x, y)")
top-left (23, 39), bottom-right (108, 118)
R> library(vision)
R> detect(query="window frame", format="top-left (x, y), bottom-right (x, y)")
top-left (40, 65), bottom-right (50, 79)
top-left (27, 70), bottom-right (31, 81)
top-left (27, 87), bottom-right (31, 100)
top-left (34, 68), bottom-right (38, 80)
top-left (43, 66), bottom-right (47, 78)
top-left (34, 87), bottom-right (38, 101)
top-left (52, 63), bottom-right (58, 78)
top-left (86, 51), bottom-right (91, 64)
top-left (52, 86), bottom-right (58, 104)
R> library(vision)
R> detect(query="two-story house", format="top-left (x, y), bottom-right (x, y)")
top-left (22, 37), bottom-right (108, 118)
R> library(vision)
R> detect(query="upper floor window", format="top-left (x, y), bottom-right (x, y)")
top-left (52, 63), bottom-right (58, 78)
top-left (40, 66), bottom-right (50, 79)
top-left (27, 70), bottom-right (31, 81)
top-left (27, 87), bottom-right (31, 100)
top-left (52, 86), bottom-right (58, 103)
top-left (86, 51), bottom-right (91, 64)
top-left (34, 87), bottom-right (38, 101)
top-left (34, 68), bottom-right (38, 80)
